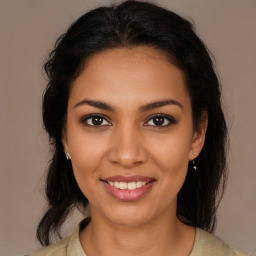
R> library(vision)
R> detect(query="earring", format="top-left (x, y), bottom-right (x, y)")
top-left (65, 152), bottom-right (71, 160)
top-left (192, 152), bottom-right (197, 170)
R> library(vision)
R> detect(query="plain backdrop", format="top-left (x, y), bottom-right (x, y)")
top-left (0, 0), bottom-right (255, 255)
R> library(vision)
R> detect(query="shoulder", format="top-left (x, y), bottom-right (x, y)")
top-left (26, 225), bottom-right (86, 256)
top-left (191, 228), bottom-right (253, 256)
top-left (27, 235), bottom-right (71, 256)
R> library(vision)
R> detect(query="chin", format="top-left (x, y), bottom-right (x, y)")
top-left (102, 204), bottom-right (155, 227)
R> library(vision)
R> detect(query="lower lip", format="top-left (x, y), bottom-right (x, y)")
top-left (103, 181), bottom-right (155, 201)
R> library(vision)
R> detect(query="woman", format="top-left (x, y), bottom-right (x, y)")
top-left (29, 1), bottom-right (251, 255)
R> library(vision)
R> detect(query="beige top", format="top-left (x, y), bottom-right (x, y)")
top-left (28, 226), bottom-right (252, 256)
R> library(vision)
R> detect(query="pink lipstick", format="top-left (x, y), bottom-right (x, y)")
top-left (101, 175), bottom-right (155, 201)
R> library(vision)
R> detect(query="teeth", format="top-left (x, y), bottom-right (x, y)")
top-left (119, 182), bottom-right (128, 189)
top-left (137, 181), bottom-right (143, 188)
top-left (114, 181), bottom-right (120, 188)
top-left (128, 182), bottom-right (136, 190)
top-left (107, 181), bottom-right (147, 190)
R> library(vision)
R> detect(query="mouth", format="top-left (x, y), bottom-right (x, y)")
top-left (106, 180), bottom-right (148, 190)
top-left (101, 175), bottom-right (156, 201)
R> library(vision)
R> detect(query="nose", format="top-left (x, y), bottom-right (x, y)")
top-left (108, 125), bottom-right (148, 169)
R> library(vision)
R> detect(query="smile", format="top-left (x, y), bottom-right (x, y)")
top-left (101, 175), bottom-right (156, 201)
top-left (107, 181), bottom-right (147, 190)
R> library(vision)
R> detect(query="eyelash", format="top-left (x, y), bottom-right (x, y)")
top-left (80, 113), bottom-right (177, 128)
top-left (81, 114), bottom-right (110, 127)
top-left (145, 114), bottom-right (177, 127)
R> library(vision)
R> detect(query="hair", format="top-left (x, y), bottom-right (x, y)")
top-left (37, 0), bottom-right (228, 246)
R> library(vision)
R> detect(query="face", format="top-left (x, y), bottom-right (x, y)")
top-left (62, 46), bottom-right (206, 227)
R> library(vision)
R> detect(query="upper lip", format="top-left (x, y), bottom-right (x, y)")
top-left (102, 175), bottom-right (155, 183)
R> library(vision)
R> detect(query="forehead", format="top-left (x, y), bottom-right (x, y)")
top-left (69, 46), bottom-right (191, 110)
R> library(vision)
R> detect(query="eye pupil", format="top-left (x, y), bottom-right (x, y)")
top-left (92, 116), bottom-right (103, 125)
top-left (153, 117), bottom-right (164, 126)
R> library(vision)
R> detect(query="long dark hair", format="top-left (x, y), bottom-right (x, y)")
top-left (37, 0), bottom-right (228, 246)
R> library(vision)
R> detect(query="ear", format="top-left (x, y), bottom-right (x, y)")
top-left (189, 111), bottom-right (208, 161)
top-left (62, 128), bottom-right (69, 155)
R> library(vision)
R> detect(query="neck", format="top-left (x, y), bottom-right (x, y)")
top-left (79, 210), bottom-right (195, 256)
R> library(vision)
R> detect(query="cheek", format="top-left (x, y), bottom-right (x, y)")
top-left (157, 146), bottom-right (189, 189)
top-left (67, 121), bottom-right (106, 168)
top-left (70, 146), bottom-right (103, 201)
top-left (150, 129), bottom-right (192, 190)
top-left (155, 148), bottom-right (189, 204)
top-left (70, 144), bottom-right (105, 182)
top-left (152, 133), bottom-right (192, 170)
top-left (67, 130), bottom-right (108, 196)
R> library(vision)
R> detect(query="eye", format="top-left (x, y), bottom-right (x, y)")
top-left (144, 114), bottom-right (177, 127)
top-left (81, 114), bottom-right (111, 127)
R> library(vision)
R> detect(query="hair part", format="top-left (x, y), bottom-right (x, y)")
top-left (38, 0), bottom-right (228, 246)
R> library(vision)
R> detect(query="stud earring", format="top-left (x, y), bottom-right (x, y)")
top-left (65, 152), bottom-right (71, 160)
top-left (192, 152), bottom-right (198, 170)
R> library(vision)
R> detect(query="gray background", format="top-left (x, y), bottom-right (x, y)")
top-left (0, 0), bottom-right (255, 255)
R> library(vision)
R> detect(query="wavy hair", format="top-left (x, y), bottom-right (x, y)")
top-left (37, 0), bottom-right (228, 246)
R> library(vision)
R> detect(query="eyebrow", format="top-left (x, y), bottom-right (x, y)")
top-left (139, 99), bottom-right (183, 112)
top-left (73, 98), bottom-right (183, 112)
top-left (74, 99), bottom-right (115, 111)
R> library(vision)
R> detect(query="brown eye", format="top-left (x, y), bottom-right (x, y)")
top-left (145, 114), bottom-right (177, 127)
top-left (91, 116), bottom-right (104, 125)
top-left (152, 116), bottom-right (165, 126)
top-left (81, 114), bottom-right (111, 127)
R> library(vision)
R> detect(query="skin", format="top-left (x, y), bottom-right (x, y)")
top-left (62, 46), bottom-right (207, 256)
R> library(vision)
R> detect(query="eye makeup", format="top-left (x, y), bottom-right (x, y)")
top-left (79, 113), bottom-right (178, 129)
